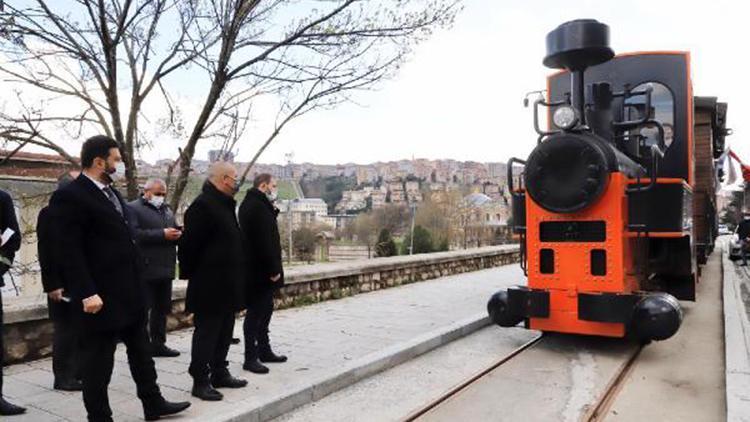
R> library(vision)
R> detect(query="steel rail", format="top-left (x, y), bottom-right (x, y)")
top-left (401, 333), bottom-right (544, 422)
top-left (582, 344), bottom-right (644, 422)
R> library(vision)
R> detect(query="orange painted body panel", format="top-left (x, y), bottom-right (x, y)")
top-left (527, 173), bottom-right (638, 337)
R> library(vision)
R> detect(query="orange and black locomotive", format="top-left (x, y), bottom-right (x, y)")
top-left (487, 20), bottom-right (730, 341)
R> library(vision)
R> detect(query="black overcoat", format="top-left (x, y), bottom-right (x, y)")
top-left (238, 188), bottom-right (284, 299)
top-left (0, 189), bottom-right (21, 285)
top-left (49, 175), bottom-right (145, 332)
top-left (178, 182), bottom-right (245, 314)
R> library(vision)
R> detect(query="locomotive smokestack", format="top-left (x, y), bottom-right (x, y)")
top-left (543, 19), bottom-right (614, 120)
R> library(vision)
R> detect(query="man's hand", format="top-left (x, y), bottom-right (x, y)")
top-left (48, 288), bottom-right (65, 302)
top-left (270, 273), bottom-right (281, 282)
top-left (164, 228), bottom-right (182, 241)
top-left (83, 294), bottom-right (104, 314)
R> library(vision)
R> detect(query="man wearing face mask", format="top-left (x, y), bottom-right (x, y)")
top-left (50, 135), bottom-right (190, 422)
top-left (179, 161), bottom-right (247, 401)
top-left (238, 173), bottom-right (287, 375)
top-left (128, 178), bottom-right (181, 358)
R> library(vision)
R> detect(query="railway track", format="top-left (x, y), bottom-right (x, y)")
top-left (403, 333), bottom-right (643, 422)
top-left (402, 334), bottom-right (544, 422)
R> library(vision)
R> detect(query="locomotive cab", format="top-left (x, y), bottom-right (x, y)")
top-left (487, 20), bottom-right (715, 342)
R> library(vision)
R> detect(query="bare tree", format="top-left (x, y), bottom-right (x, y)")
top-left (168, 0), bottom-right (461, 208)
top-left (0, 0), bottom-right (461, 207)
top-left (0, 0), bottom-right (206, 197)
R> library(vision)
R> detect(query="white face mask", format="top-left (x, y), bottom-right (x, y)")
top-left (149, 195), bottom-right (165, 208)
top-left (108, 161), bottom-right (126, 182)
top-left (266, 189), bottom-right (278, 202)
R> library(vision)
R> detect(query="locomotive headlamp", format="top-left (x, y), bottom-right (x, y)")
top-left (553, 106), bottom-right (579, 130)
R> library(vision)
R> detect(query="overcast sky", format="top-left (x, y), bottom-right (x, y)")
top-left (9, 0), bottom-right (750, 169)
top-left (227, 0), bottom-right (749, 166)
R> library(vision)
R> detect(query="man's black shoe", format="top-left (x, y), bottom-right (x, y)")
top-left (143, 399), bottom-right (191, 421)
top-left (54, 378), bottom-right (83, 391)
top-left (243, 359), bottom-right (270, 374)
top-left (259, 351), bottom-right (288, 363)
top-left (191, 383), bottom-right (223, 401)
top-left (0, 398), bottom-right (27, 416)
top-left (152, 344), bottom-right (181, 358)
top-left (211, 374), bottom-right (248, 389)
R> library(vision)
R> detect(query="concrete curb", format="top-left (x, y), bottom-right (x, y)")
top-left (205, 313), bottom-right (492, 422)
top-left (721, 240), bottom-right (750, 422)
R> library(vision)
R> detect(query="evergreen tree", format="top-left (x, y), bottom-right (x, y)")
top-left (403, 225), bottom-right (434, 254)
top-left (375, 229), bottom-right (397, 257)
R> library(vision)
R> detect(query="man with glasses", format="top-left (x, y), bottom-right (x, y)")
top-left (129, 179), bottom-right (182, 357)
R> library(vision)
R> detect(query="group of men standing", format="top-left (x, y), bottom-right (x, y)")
top-left (0, 135), bottom-right (288, 421)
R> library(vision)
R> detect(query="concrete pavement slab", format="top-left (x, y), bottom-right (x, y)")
top-left (606, 242), bottom-right (726, 421)
top-left (722, 239), bottom-right (750, 422)
top-left (4, 263), bottom-right (524, 421)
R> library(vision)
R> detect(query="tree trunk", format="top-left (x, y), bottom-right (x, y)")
top-left (169, 75), bottom-right (228, 209)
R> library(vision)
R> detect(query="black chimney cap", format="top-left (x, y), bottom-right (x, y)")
top-left (543, 19), bottom-right (614, 71)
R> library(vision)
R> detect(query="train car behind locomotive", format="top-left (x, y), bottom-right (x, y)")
top-left (487, 19), bottom-right (730, 342)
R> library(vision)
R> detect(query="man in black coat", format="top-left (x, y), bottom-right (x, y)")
top-left (51, 135), bottom-right (189, 422)
top-left (128, 178), bottom-right (181, 357)
top-left (0, 189), bottom-right (26, 416)
top-left (239, 173), bottom-right (288, 375)
top-left (37, 171), bottom-right (83, 392)
top-left (179, 161), bottom-right (247, 401)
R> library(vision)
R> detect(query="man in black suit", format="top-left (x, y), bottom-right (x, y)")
top-left (179, 162), bottom-right (247, 401)
top-left (37, 171), bottom-right (83, 392)
top-left (239, 173), bottom-right (288, 375)
top-left (50, 135), bottom-right (190, 422)
top-left (0, 189), bottom-right (25, 416)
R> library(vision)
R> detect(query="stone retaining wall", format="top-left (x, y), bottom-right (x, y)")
top-left (2, 245), bottom-right (519, 364)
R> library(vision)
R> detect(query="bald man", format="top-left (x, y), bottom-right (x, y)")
top-left (179, 162), bottom-right (248, 401)
top-left (128, 179), bottom-right (181, 358)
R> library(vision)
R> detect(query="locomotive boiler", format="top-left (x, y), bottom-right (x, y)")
top-left (487, 19), bottom-right (729, 341)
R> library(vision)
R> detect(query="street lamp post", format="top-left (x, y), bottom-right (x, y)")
top-left (287, 198), bottom-right (299, 264)
top-left (409, 202), bottom-right (416, 255)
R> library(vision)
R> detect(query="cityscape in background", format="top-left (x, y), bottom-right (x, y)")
top-left (0, 148), bottom-right (517, 296)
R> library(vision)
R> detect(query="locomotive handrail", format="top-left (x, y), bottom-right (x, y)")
top-left (507, 157), bottom-right (526, 194)
top-left (613, 86), bottom-right (653, 130)
top-left (532, 98), bottom-right (567, 142)
top-left (626, 144), bottom-right (663, 193)
top-left (645, 119), bottom-right (667, 154)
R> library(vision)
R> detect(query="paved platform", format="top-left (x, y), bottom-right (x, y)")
top-left (722, 237), bottom-right (750, 421)
top-left (278, 244), bottom-right (734, 422)
top-left (607, 240), bottom-right (726, 421)
top-left (3, 264), bottom-right (523, 421)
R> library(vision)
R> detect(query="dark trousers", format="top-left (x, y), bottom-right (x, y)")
top-left (80, 313), bottom-right (161, 422)
top-left (1, 289), bottom-right (5, 397)
top-left (145, 278), bottom-right (173, 346)
top-left (49, 300), bottom-right (80, 383)
top-left (189, 312), bottom-right (234, 382)
top-left (243, 288), bottom-right (275, 360)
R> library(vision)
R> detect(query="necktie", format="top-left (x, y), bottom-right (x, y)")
top-left (103, 186), bottom-right (123, 216)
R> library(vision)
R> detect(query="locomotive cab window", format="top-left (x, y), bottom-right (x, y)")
top-left (624, 82), bottom-right (675, 150)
